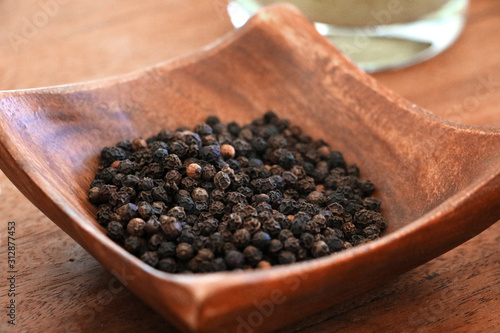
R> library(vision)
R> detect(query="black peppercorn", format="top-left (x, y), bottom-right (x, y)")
top-left (175, 191), bottom-right (194, 212)
top-left (268, 239), bottom-right (283, 254)
top-left (252, 231), bottom-right (271, 250)
top-left (243, 246), bottom-right (263, 266)
top-left (261, 218), bottom-right (281, 237)
top-left (148, 233), bottom-right (164, 250)
top-left (178, 229), bottom-right (197, 244)
top-left (200, 145), bottom-right (221, 163)
top-left (192, 187), bottom-right (209, 202)
top-left (214, 171), bottom-right (231, 190)
top-left (124, 236), bottom-right (143, 254)
top-left (151, 201), bottom-right (167, 216)
top-left (176, 243), bottom-right (195, 261)
top-left (278, 229), bottom-right (294, 243)
top-left (242, 218), bottom-right (261, 234)
top-left (278, 251), bottom-right (296, 265)
top-left (311, 241), bottom-right (329, 258)
top-left (158, 258), bottom-right (177, 273)
top-left (233, 229), bottom-right (251, 249)
top-left (167, 206), bottom-right (186, 221)
top-left (209, 201), bottom-right (226, 218)
top-left (158, 241), bottom-right (177, 258)
top-left (284, 236), bottom-right (301, 253)
top-left (325, 235), bottom-right (345, 252)
top-left (225, 250), bottom-right (245, 269)
top-left (300, 233), bottom-right (315, 249)
top-left (159, 216), bottom-right (182, 240)
top-left (137, 201), bottom-right (153, 219)
top-left (164, 154), bottom-right (182, 170)
top-left (127, 218), bottom-right (146, 237)
top-left (141, 251), bottom-right (159, 266)
top-left (198, 217), bottom-right (219, 236)
top-left (363, 197), bottom-right (382, 212)
top-left (116, 203), bottom-right (138, 222)
top-left (144, 215), bottom-right (161, 235)
top-left (341, 222), bottom-right (357, 239)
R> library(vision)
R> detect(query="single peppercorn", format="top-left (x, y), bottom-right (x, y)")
top-left (225, 250), bottom-right (245, 269)
top-left (200, 145), bottom-right (221, 163)
top-left (148, 233), bottom-right (164, 250)
top-left (284, 236), bottom-right (301, 253)
top-left (186, 163), bottom-right (202, 179)
top-left (214, 171), bottom-right (231, 190)
top-left (278, 251), bottom-right (296, 265)
top-left (167, 206), bottom-right (186, 221)
top-left (132, 138), bottom-right (148, 151)
top-left (127, 218), bottom-right (146, 237)
top-left (268, 239), bottom-right (283, 254)
top-left (243, 246), bottom-right (263, 266)
top-left (137, 201), bottom-right (153, 219)
top-left (311, 241), bottom-right (330, 258)
top-left (300, 233), bottom-right (315, 249)
top-left (159, 216), bottom-right (182, 240)
top-left (257, 260), bottom-right (272, 269)
top-left (190, 187), bottom-right (208, 202)
top-left (233, 229), bottom-right (251, 249)
top-left (252, 231), bottom-right (272, 250)
top-left (325, 235), bottom-right (346, 252)
top-left (198, 217), bottom-right (219, 236)
top-left (221, 144), bottom-right (236, 159)
top-left (157, 258), bottom-right (177, 273)
top-left (124, 236), bottom-right (143, 254)
top-left (141, 251), bottom-right (159, 267)
top-left (176, 243), bottom-right (195, 261)
top-left (278, 229), bottom-right (294, 243)
top-left (158, 241), bottom-right (177, 258)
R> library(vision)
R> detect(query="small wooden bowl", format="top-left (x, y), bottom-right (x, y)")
top-left (1, 5), bottom-right (499, 332)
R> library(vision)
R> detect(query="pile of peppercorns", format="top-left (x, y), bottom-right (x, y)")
top-left (88, 112), bottom-right (386, 273)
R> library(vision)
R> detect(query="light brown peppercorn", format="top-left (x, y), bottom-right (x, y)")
top-left (110, 160), bottom-right (121, 168)
top-left (318, 146), bottom-right (330, 158)
top-left (257, 261), bottom-right (272, 269)
top-left (221, 144), bottom-right (236, 159)
top-left (132, 138), bottom-right (147, 151)
top-left (186, 163), bottom-right (202, 179)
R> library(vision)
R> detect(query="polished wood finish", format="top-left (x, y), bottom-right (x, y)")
top-left (0, 1), bottom-right (499, 332)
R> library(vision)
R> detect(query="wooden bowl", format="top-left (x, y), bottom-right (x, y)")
top-left (1, 4), bottom-right (499, 332)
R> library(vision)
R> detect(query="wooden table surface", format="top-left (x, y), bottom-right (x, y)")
top-left (0, 1), bottom-right (499, 332)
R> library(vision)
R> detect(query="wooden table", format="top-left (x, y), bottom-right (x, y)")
top-left (1, 1), bottom-right (499, 332)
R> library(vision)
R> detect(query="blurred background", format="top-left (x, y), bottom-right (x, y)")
top-left (1, 0), bottom-right (499, 126)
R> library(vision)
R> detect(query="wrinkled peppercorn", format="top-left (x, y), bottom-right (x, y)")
top-left (90, 113), bottom-right (386, 273)
top-left (214, 171), bottom-right (231, 190)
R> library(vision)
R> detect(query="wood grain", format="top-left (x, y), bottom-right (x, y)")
top-left (0, 0), bottom-right (499, 332)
